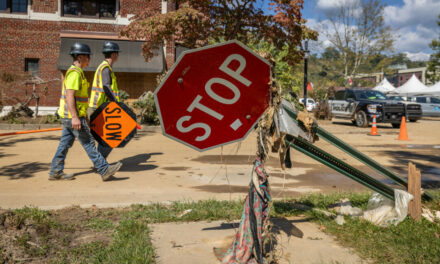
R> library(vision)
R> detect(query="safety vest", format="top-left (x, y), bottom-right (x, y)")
top-left (89, 60), bottom-right (119, 108)
top-left (57, 65), bottom-right (89, 119)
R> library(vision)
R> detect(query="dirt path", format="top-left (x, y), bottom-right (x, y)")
top-left (0, 118), bottom-right (439, 209)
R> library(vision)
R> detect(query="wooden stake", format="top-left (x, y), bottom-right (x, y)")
top-left (408, 162), bottom-right (421, 221)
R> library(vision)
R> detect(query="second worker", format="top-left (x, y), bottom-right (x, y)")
top-left (88, 41), bottom-right (121, 159)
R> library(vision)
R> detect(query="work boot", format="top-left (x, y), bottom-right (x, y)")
top-left (101, 161), bottom-right (122, 181)
top-left (49, 172), bottom-right (75, 181)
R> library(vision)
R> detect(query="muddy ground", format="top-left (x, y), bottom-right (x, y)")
top-left (0, 117), bottom-right (439, 209)
top-left (0, 206), bottom-right (125, 263)
top-left (0, 117), bottom-right (439, 263)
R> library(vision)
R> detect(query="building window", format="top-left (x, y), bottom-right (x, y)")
top-left (25, 58), bottom-right (39, 77)
top-left (62, 0), bottom-right (116, 18)
top-left (0, 0), bottom-right (27, 13)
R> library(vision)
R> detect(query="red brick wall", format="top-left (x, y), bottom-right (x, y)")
top-left (0, 0), bottom-right (174, 107)
top-left (120, 0), bottom-right (161, 17)
top-left (398, 71), bottom-right (422, 86)
top-left (32, 0), bottom-right (58, 13)
top-left (0, 18), bottom-right (121, 106)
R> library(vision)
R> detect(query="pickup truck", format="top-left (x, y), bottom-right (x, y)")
top-left (328, 89), bottom-right (406, 128)
top-left (387, 95), bottom-right (423, 122)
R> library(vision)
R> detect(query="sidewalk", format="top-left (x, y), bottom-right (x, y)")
top-left (151, 218), bottom-right (365, 264)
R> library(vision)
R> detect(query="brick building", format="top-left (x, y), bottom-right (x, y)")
top-left (352, 72), bottom-right (383, 87)
top-left (396, 67), bottom-right (426, 87)
top-left (351, 67), bottom-right (429, 89)
top-left (0, 0), bottom-right (176, 113)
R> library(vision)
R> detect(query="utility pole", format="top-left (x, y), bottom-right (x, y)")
top-left (303, 39), bottom-right (309, 110)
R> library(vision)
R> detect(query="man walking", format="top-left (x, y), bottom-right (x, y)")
top-left (88, 41), bottom-right (120, 159)
top-left (49, 42), bottom-right (122, 181)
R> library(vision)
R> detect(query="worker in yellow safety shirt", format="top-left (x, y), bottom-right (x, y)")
top-left (49, 42), bottom-right (122, 181)
top-left (87, 41), bottom-right (120, 159)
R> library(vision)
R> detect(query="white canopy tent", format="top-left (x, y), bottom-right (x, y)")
top-left (420, 82), bottom-right (440, 96)
top-left (391, 74), bottom-right (428, 96)
top-left (373, 78), bottom-right (395, 93)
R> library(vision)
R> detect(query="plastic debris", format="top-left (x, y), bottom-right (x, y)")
top-left (334, 199), bottom-right (363, 216)
top-left (422, 208), bottom-right (435, 223)
top-left (335, 215), bottom-right (345, 225)
top-left (362, 190), bottom-right (413, 227)
top-left (313, 208), bottom-right (336, 218)
top-left (177, 209), bottom-right (192, 218)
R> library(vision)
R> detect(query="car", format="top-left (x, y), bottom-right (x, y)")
top-left (408, 96), bottom-right (440, 117)
top-left (299, 98), bottom-right (317, 111)
top-left (386, 95), bottom-right (423, 122)
top-left (328, 89), bottom-right (406, 128)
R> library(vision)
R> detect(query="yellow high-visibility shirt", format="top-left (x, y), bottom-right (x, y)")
top-left (65, 71), bottom-right (81, 91)
top-left (57, 65), bottom-right (89, 118)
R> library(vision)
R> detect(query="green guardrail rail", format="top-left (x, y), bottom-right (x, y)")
top-left (282, 104), bottom-right (433, 201)
top-left (286, 135), bottom-right (395, 200)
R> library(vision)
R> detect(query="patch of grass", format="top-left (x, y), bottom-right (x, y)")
top-left (288, 191), bottom-right (440, 264)
top-left (13, 206), bottom-right (59, 229)
top-left (317, 216), bottom-right (440, 263)
top-left (54, 241), bottom-right (107, 264)
top-left (57, 219), bottom-right (155, 264)
top-left (127, 199), bottom-right (244, 223)
top-left (99, 219), bottom-right (155, 263)
top-left (85, 218), bottom-right (114, 231)
top-left (14, 207), bottom-right (56, 225)
top-left (6, 191), bottom-right (440, 264)
top-left (425, 189), bottom-right (440, 211)
top-left (271, 192), bottom-right (372, 217)
top-left (15, 233), bottom-right (31, 249)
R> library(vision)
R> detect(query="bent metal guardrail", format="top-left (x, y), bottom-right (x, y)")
top-left (281, 103), bottom-right (433, 201)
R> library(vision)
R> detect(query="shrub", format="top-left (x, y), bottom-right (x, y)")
top-left (40, 114), bottom-right (60, 124)
top-left (132, 91), bottom-right (160, 125)
top-left (118, 90), bottom-right (130, 103)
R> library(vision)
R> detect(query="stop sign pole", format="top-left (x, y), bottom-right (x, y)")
top-left (155, 40), bottom-right (271, 151)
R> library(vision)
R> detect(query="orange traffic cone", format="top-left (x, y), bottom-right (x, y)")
top-left (369, 115), bottom-right (379, 136)
top-left (398, 116), bottom-right (409, 140)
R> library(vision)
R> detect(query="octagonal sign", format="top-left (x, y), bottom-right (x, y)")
top-left (155, 40), bottom-right (271, 151)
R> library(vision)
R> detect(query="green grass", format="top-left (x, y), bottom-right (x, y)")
top-left (14, 206), bottom-right (59, 228)
top-left (284, 191), bottom-right (440, 264)
top-left (5, 191), bottom-right (440, 264)
top-left (127, 199), bottom-right (244, 223)
top-left (57, 219), bottom-right (155, 264)
top-left (85, 218), bottom-right (115, 231)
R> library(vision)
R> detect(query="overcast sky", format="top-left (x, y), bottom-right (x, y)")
top-left (301, 0), bottom-right (440, 61)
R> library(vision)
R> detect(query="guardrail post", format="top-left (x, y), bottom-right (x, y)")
top-left (408, 162), bottom-right (421, 221)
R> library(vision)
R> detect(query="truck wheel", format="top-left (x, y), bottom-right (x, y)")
top-left (392, 123), bottom-right (401, 128)
top-left (355, 111), bottom-right (368, 127)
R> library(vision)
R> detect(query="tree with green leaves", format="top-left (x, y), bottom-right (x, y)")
top-left (248, 41), bottom-right (303, 94)
top-left (121, 0), bottom-right (317, 68)
top-left (319, 0), bottom-right (394, 83)
top-left (426, 15), bottom-right (440, 84)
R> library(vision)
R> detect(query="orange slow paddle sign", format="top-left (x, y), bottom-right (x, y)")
top-left (90, 102), bottom-right (138, 148)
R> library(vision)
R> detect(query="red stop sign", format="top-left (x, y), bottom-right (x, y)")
top-left (155, 40), bottom-right (271, 151)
